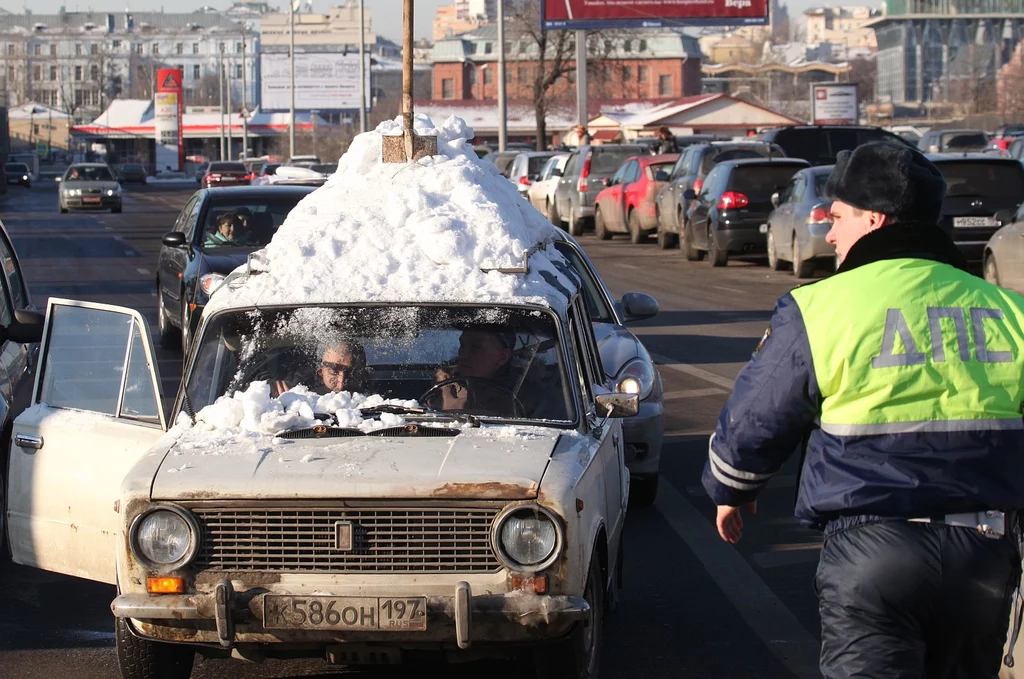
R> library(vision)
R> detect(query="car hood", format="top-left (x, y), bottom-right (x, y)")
top-left (198, 249), bottom-right (258, 275)
top-left (63, 180), bottom-right (118, 190)
top-left (150, 429), bottom-right (560, 500)
top-left (593, 321), bottom-right (642, 379)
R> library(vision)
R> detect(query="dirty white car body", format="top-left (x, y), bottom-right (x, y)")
top-left (6, 270), bottom-right (634, 676)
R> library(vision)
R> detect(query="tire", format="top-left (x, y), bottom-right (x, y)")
top-left (767, 229), bottom-right (785, 271)
top-left (656, 228), bottom-right (677, 249)
top-left (629, 474), bottom-right (659, 508)
top-left (59, 203), bottom-right (67, 214)
top-left (547, 200), bottom-right (560, 226)
top-left (709, 227), bottom-right (728, 267)
top-left (112, 203), bottom-right (123, 214)
top-left (115, 617), bottom-right (195, 679)
top-left (534, 555), bottom-right (604, 679)
top-left (792, 235), bottom-right (813, 279)
top-left (594, 208), bottom-right (611, 240)
top-left (985, 254), bottom-right (1001, 286)
top-left (568, 205), bottom-right (584, 237)
top-left (628, 209), bottom-right (646, 245)
top-left (680, 220), bottom-right (701, 261)
top-left (156, 284), bottom-right (181, 349)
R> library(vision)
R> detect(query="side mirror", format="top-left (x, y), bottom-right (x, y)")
top-left (771, 192), bottom-right (780, 208)
top-left (621, 292), bottom-right (659, 322)
top-left (654, 170), bottom-right (669, 182)
top-left (550, 168), bottom-right (563, 178)
top-left (995, 209), bottom-right (1014, 226)
top-left (162, 232), bottom-right (188, 248)
top-left (7, 309), bottom-right (44, 344)
top-left (683, 189), bottom-right (697, 201)
top-left (596, 393), bottom-right (639, 419)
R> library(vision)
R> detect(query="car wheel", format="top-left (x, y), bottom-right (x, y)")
top-left (115, 617), bottom-right (195, 679)
top-left (59, 203), bottom-right (67, 214)
top-left (629, 474), bottom-right (659, 507)
top-left (547, 199), bottom-right (560, 226)
top-left (984, 253), bottom-right (1001, 286)
top-left (112, 203), bottom-right (122, 214)
top-left (534, 554), bottom-right (604, 679)
top-left (767, 229), bottom-right (785, 271)
top-left (156, 284), bottom-right (181, 349)
top-left (628, 209), bottom-right (646, 245)
top-left (680, 220), bottom-right (701, 261)
top-left (568, 205), bottom-right (584, 237)
top-left (793, 235), bottom-right (813, 279)
top-left (656, 228), bottom-right (677, 249)
top-left (709, 227), bottom-right (728, 267)
top-left (594, 208), bottom-right (611, 240)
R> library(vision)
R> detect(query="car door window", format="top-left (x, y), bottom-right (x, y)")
top-left (690, 149), bottom-right (705, 174)
top-left (539, 157), bottom-right (556, 181)
top-left (671, 150), bottom-right (691, 179)
top-left (0, 232), bottom-right (27, 309)
top-left (563, 153), bottom-right (580, 178)
top-left (610, 164), bottom-right (628, 186)
top-left (701, 167), bottom-right (724, 198)
top-left (553, 241), bottom-right (616, 323)
top-left (566, 299), bottom-right (598, 410)
top-left (623, 161), bottom-right (640, 185)
top-left (778, 178), bottom-right (799, 205)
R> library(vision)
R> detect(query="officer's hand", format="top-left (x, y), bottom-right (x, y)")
top-left (716, 502), bottom-right (757, 544)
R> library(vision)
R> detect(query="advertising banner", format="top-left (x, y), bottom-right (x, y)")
top-left (155, 68), bottom-right (183, 172)
top-left (260, 52), bottom-right (370, 111)
top-left (541, 0), bottom-right (768, 30)
top-left (810, 83), bottom-right (859, 125)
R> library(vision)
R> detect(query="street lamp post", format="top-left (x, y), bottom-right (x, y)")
top-left (242, 29), bottom-right (249, 159)
top-left (497, 0), bottom-right (507, 152)
top-left (289, 0), bottom-right (296, 159)
top-left (311, 108), bottom-right (319, 151)
top-left (226, 55), bottom-right (233, 161)
top-left (218, 54), bottom-right (226, 161)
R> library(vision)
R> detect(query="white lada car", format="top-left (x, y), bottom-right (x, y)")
top-left (5, 260), bottom-right (636, 678)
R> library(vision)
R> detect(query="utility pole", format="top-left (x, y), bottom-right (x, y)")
top-left (359, 0), bottom-right (367, 133)
top-left (289, 0), bottom-right (296, 159)
top-left (242, 30), bottom-right (248, 159)
top-left (218, 55), bottom-right (225, 161)
top-left (575, 30), bottom-right (588, 130)
top-left (226, 55), bottom-right (233, 161)
top-left (497, 0), bottom-right (507, 151)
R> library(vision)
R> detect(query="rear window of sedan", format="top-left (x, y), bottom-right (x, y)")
top-left (701, 147), bottom-right (775, 174)
top-left (943, 133), bottom-right (988, 150)
top-left (935, 162), bottom-right (1024, 199)
top-left (729, 164), bottom-right (807, 201)
top-left (209, 162), bottom-right (247, 173)
top-left (6, 163), bottom-right (28, 173)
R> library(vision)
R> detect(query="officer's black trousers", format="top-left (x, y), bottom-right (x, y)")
top-left (816, 520), bottom-right (1020, 679)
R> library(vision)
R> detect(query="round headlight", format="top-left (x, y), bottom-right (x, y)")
top-left (131, 507), bottom-right (199, 569)
top-left (615, 358), bottom-right (656, 401)
top-left (493, 505), bottom-right (562, 571)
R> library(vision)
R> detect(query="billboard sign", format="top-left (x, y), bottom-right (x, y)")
top-left (810, 83), bottom-right (859, 125)
top-left (155, 67), bottom-right (183, 172)
top-left (541, 0), bottom-right (768, 30)
top-left (260, 52), bottom-right (370, 111)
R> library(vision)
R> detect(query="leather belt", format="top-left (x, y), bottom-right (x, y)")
top-left (908, 510), bottom-right (1006, 539)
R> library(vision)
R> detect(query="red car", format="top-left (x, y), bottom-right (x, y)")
top-left (201, 161), bottom-right (251, 189)
top-left (593, 154), bottom-right (679, 243)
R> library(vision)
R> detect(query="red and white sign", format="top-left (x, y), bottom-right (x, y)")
top-left (155, 67), bottom-right (184, 171)
top-left (542, 0), bottom-right (768, 29)
top-left (810, 84), bottom-right (859, 126)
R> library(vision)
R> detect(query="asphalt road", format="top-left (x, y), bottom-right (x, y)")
top-left (0, 180), bottom-right (831, 679)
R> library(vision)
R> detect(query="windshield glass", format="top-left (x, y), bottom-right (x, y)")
top-left (197, 192), bottom-right (309, 249)
top-left (210, 162), bottom-right (247, 173)
top-left (937, 162), bottom-right (1024, 199)
top-left (185, 305), bottom-right (576, 424)
top-left (7, 163), bottom-right (28, 172)
top-left (66, 165), bottom-right (114, 181)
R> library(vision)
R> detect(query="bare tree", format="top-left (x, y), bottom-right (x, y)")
top-left (848, 57), bottom-right (877, 104)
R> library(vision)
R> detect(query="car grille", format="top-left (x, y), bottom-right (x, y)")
top-left (81, 188), bottom-right (102, 195)
top-left (192, 506), bottom-right (502, 573)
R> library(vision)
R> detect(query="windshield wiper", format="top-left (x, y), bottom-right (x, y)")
top-left (359, 404), bottom-right (480, 428)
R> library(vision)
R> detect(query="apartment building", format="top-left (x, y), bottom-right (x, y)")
top-left (804, 6), bottom-right (879, 49)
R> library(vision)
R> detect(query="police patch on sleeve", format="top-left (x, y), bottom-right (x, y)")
top-left (753, 326), bottom-right (771, 356)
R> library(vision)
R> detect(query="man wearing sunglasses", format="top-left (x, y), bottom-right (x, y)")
top-left (270, 340), bottom-right (368, 396)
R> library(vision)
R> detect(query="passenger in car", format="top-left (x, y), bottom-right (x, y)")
top-left (203, 212), bottom-right (251, 248)
top-left (432, 329), bottom-right (521, 415)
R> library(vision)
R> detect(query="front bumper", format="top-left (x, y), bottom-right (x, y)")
top-left (112, 581), bottom-right (587, 648)
top-left (62, 196), bottom-right (121, 209)
top-left (622, 398), bottom-right (664, 477)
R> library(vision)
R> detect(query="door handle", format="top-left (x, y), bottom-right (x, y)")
top-left (15, 433), bottom-right (42, 450)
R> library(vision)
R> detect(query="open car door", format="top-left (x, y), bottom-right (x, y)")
top-left (6, 299), bottom-right (167, 584)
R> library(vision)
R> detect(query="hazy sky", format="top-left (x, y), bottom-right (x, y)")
top-left (15, 0), bottom-right (825, 44)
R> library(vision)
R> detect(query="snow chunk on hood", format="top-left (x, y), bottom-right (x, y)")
top-left (207, 114), bottom-right (578, 312)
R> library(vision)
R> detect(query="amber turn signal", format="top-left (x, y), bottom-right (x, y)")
top-left (147, 577), bottom-right (185, 594)
top-left (509, 575), bottom-right (548, 595)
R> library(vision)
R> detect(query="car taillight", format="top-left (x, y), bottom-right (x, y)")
top-left (717, 191), bottom-right (749, 210)
top-left (208, 173), bottom-right (221, 180)
top-left (692, 179), bottom-right (703, 194)
top-left (809, 206), bottom-right (833, 224)
top-left (578, 155), bottom-right (592, 193)
top-left (518, 176), bottom-right (531, 186)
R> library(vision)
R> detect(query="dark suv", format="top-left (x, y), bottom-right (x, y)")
top-left (551, 144), bottom-right (647, 235)
top-left (757, 125), bottom-right (913, 166)
top-left (927, 154), bottom-right (1024, 265)
top-left (654, 141), bottom-right (785, 248)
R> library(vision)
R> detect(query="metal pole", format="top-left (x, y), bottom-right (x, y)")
top-left (242, 31), bottom-right (248, 159)
top-left (359, 0), bottom-right (367, 133)
top-left (575, 29), bottom-right (588, 129)
top-left (402, 0), bottom-right (413, 156)
top-left (497, 0), bottom-right (507, 151)
top-left (218, 55), bottom-right (225, 161)
top-left (226, 56), bottom-right (233, 161)
top-left (289, 0), bottom-right (296, 159)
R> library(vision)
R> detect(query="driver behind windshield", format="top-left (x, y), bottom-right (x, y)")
top-left (204, 212), bottom-right (251, 248)
top-left (430, 329), bottom-right (519, 416)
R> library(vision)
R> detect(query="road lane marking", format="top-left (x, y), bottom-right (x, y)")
top-left (663, 387), bottom-right (728, 400)
top-left (650, 352), bottom-right (736, 390)
top-left (655, 479), bottom-right (821, 678)
top-left (137, 268), bottom-right (150, 275)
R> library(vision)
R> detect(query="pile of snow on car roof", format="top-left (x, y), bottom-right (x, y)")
top-left (208, 114), bottom-right (578, 311)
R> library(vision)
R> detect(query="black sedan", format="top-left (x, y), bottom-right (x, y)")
top-left (156, 185), bottom-right (316, 350)
top-left (117, 162), bottom-right (148, 184)
top-left (682, 158), bottom-right (810, 266)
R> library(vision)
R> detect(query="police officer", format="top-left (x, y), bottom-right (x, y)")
top-left (702, 141), bottom-right (1024, 678)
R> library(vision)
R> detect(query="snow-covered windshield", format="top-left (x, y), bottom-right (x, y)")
top-left (184, 304), bottom-right (576, 424)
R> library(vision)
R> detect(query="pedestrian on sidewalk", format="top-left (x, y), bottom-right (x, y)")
top-left (702, 141), bottom-right (1024, 678)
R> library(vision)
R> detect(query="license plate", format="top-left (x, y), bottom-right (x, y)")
top-left (953, 216), bottom-right (997, 228)
top-left (82, 197), bottom-right (101, 203)
top-left (263, 595), bottom-right (427, 631)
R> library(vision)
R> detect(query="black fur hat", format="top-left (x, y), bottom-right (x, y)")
top-left (824, 142), bottom-right (946, 225)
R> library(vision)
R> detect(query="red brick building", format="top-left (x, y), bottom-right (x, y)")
top-left (429, 26), bottom-right (702, 102)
